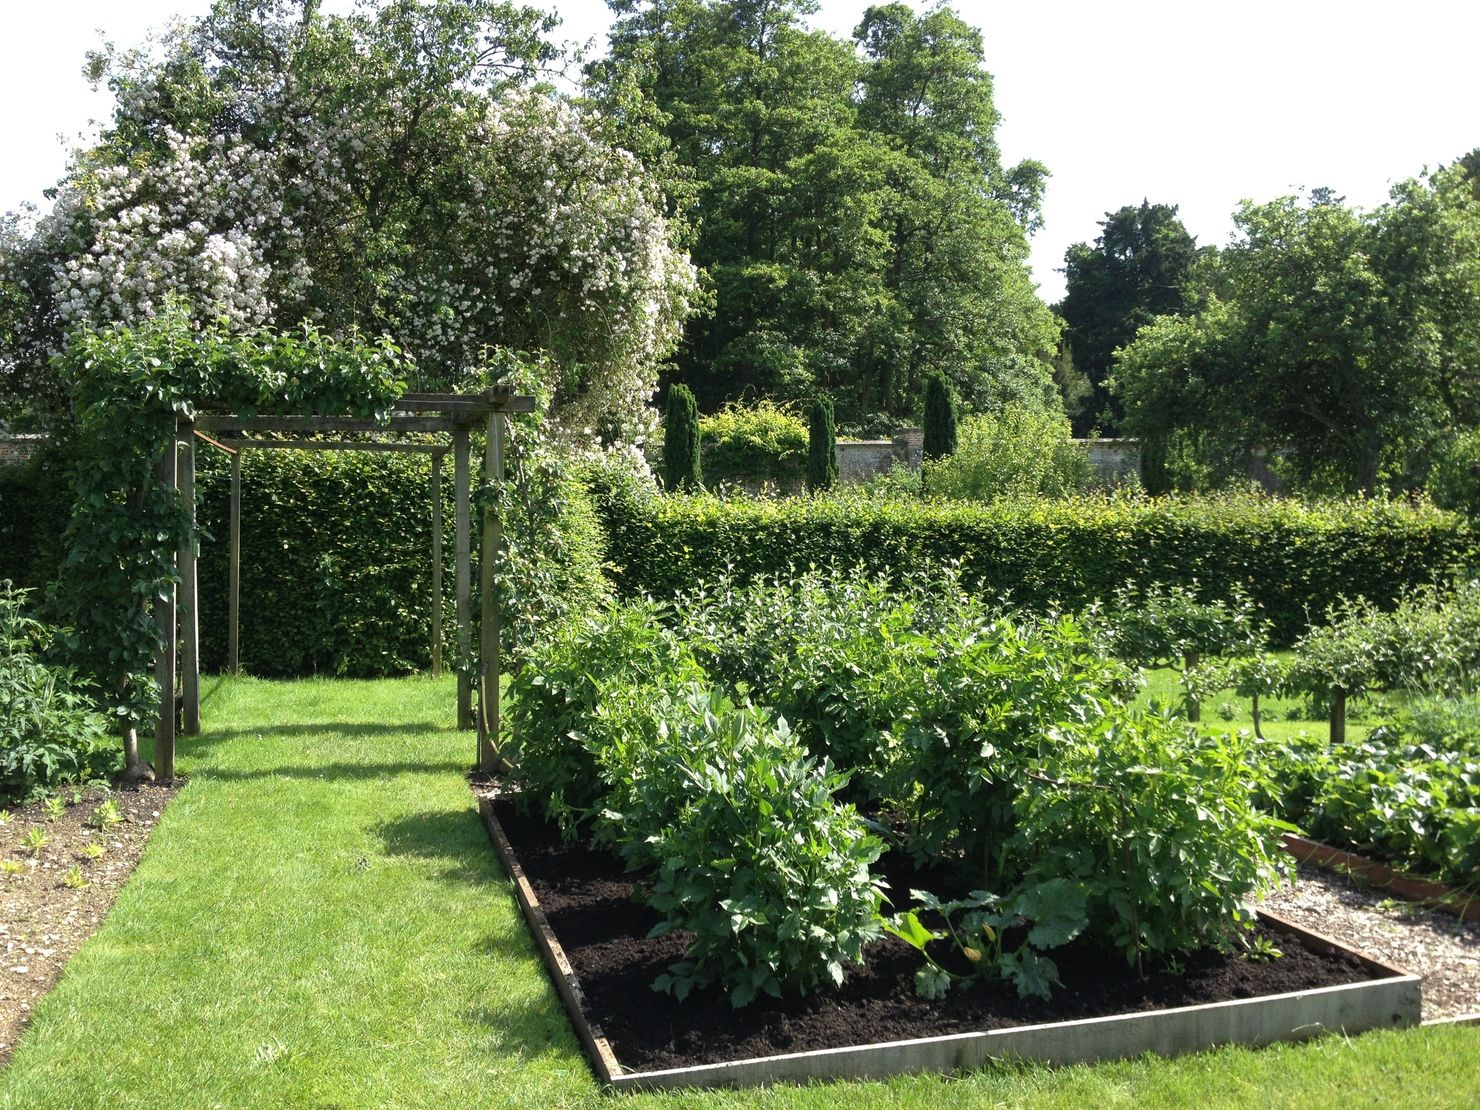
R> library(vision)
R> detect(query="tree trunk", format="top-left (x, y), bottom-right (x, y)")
top-left (1251, 692), bottom-right (1265, 740)
top-left (1184, 651), bottom-right (1201, 723)
top-left (1329, 686), bottom-right (1346, 746)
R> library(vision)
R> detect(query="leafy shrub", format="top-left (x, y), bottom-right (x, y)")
top-left (1014, 706), bottom-right (1285, 969)
top-left (505, 601), bottom-right (705, 836)
top-left (0, 583), bottom-right (120, 804)
top-left (590, 486), bottom-right (1474, 646)
top-left (699, 401), bottom-right (807, 492)
top-left (1429, 428), bottom-right (1480, 515)
top-left (672, 570), bottom-right (948, 785)
top-left (923, 406), bottom-right (1094, 501)
top-left (878, 610), bottom-right (1136, 877)
top-left (636, 690), bottom-right (885, 1006)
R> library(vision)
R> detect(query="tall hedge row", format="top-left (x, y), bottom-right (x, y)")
top-left (0, 450), bottom-right (450, 675)
top-left (194, 449), bottom-right (455, 677)
top-left (0, 455), bottom-right (69, 591)
top-left (592, 489), bottom-right (1477, 646)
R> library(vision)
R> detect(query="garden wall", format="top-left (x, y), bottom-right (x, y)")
top-left (592, 489), bottom-right (1477, 646)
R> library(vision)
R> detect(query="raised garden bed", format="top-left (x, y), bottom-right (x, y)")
top-left (480, 795), bottom-right (1421, 1091)
top-left (1280, 833), bottom-right (1480, 925)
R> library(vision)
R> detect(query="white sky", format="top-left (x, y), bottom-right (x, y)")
top-left (2, 1), bottom-right (1476, 303)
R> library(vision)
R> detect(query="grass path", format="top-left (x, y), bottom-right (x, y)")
top-left (0, 677), bottom-right (1474, 1108)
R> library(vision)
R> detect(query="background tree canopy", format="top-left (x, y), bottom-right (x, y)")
top-left (588, 0), bottom-right (1062, 428)
top-left (1113, 166), bottom-right (1480, 495)
top-left (1057, 201), bottom-right (1199, 436)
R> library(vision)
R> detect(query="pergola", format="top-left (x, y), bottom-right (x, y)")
top-left (153, 389), bottom-right (535, 780)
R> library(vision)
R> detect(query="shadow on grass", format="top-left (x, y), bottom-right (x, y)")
top-left (465, 998), bottom-right (587, 1067)
top-left (373, 808), bottom-right (509, 883)
top-left (199, 759), bottom-right (473, 783)
top-left (197, 720), bottom-right (458, 741)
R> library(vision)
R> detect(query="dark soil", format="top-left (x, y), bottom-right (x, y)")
top-left (490, 798), bottom-right (1390, 1074)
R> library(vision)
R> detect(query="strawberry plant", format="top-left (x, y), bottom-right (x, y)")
top-left (1258, 696), bottom-right (1480, 884)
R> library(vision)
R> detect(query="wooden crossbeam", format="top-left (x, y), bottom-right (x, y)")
top-left (195, 393), bottom-right (535, 434)
top-left (196, 415), bottom-right (456, 434)
top-left (220, 439), bottom-right (450, 455)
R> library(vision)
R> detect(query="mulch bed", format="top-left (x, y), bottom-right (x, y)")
top-left (490, 798), bottom-right (1387, 1073)
top-left (0, 782), bottom-right (180, 1064)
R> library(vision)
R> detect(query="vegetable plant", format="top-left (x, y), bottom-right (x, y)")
top-left (884, 880), bottom-right (1089, 1000)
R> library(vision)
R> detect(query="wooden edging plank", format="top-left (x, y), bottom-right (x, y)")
top-left (481, 798), bottom-right (1422, 1093)
top-left (1281, 833), bottom-right (1480, 925)
top-left (478, 798), bottom-right (624, 1082)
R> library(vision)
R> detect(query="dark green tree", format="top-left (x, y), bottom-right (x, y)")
top-left (1058, 201), bottom-right (1199, 435)
top-left (922, 372), bottom-right (958, 460)
top-left (662, 383), bottom-right (703, 491)
top-left (806, 395), bottom-right (837, 491)
top-left (590, 1), bottom-right (1060, 422)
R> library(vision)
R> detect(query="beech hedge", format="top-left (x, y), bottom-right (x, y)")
top-left (592, 487), bottom-right (1477, 645)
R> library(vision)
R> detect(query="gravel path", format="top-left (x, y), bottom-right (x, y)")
top-left (1262, 862), bottom-right (1480, 1021)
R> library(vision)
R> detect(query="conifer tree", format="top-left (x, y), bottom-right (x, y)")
top-left (662, 383), bottom-right (702, 491)
top-left (923, 373), bottom-right (959, 460)
top-left (807, 395), bottom-right (837, 491)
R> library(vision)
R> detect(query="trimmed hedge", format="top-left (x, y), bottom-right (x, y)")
top-left (0, 454), bottom-right (69, 591)
top-left (196, 448), bottom-right (455, 677)
top-left (593, 489), bottom-right (1477, 646)
top-left (698, 401), bottom-right (808, 492)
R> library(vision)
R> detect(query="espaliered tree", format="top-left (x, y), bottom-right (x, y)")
top-left (51, 306), bottom-right (408, 778)
top-left (662, 383), bottom-right (702, 492)
top-left (922, 373), bottom-right (958, 461)
top-left (807, 395), bottom-right (837, 491)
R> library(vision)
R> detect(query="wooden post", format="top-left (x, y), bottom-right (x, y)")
top-left (478, 412), bottom-right (505, 773)
top-left (454, 426), bottom-right (473, 729)
top-left (180, 429), bottom-right (200, 736)
top-left (229, 449), bottom-right (241, 676)
top-left (154, 427), bottom-right (178, 782)
top-left (1184, 651), bottom-right (1201, 723)
top-left (430, 451), bottom-right (444, 678)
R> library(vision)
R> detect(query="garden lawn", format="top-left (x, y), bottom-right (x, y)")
top-left (0, 677), bottom-right (1474, 1109)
